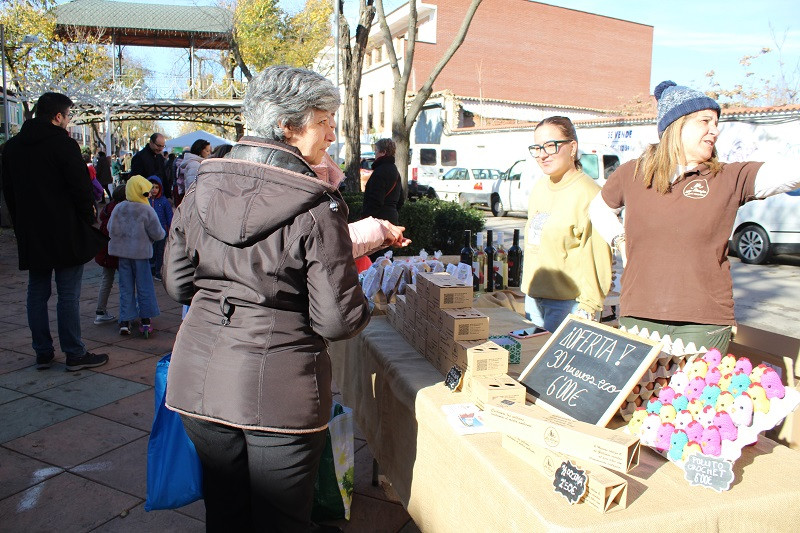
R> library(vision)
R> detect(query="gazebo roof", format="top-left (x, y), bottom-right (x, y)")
top-left (54, 0), bottom-right (233, 49)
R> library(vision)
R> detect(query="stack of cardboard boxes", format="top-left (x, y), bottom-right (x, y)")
top-left (386, 272), bottom-right (526, 407)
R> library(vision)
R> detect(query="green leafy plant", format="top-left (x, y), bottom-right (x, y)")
top-left (399, 198), bottom-right (484, 256)
top-left (340, 193), bottom-right (484, 255)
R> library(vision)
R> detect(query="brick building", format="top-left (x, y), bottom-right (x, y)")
top-left (349, 0), bottom-right (653, 141)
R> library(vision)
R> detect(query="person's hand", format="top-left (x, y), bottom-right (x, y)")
top-left (575, 308), bottom-right (598, 322)
top-left (377, 219), bottom-right (412, 248)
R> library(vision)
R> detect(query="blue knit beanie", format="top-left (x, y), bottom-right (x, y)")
top-left (654, 81), bottom-right (720, 138)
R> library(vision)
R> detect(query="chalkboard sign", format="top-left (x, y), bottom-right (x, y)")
top-left (553, 460), bottom-right (587, 505)
top-left (518, 315), bottom-right (662, 426)
top-left (683, 454), bottom-right (734, 492)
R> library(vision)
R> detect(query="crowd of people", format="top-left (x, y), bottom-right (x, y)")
top-left (4, 68), bottom-right (800, 532)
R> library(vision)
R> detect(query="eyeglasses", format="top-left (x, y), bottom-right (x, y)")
top-left (152, 142), bottom-right (165, 149)
top-left (529, 139), bottom-right (573, 157)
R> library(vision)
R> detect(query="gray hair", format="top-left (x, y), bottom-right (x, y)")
top-left (373, 138), bottom-right (396, 157)
top-left (243, 66), bottom-right (341, 141)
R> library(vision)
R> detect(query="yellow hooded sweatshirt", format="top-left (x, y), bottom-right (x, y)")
top-left (126, 175), bottom-right (153, 205)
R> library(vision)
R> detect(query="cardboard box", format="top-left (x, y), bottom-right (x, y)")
top-left (442, 308), bottom-right (490, 341)
top-left (470, 375), bottom-right (526, 409)
top-left (413, 330), bottom-right (427, 354)
top-left (484, 401), bottom-right (640, 474)
top-left (452, 340), bottom-right (509, 389)
top-left (405, 284), bottom-right (419, 309)
top-left (426, 274), bottom-right (473, 309)
top-left (502, 434), bottom-right (628, 514)
top-left (395, 294), bottom-right (407, 312)
top-left (729, 324), bottom-right (800, 448)
top-left (425, 332), bottom-right (440, 361)
top-left (427, 299), bottom-right (444, 327)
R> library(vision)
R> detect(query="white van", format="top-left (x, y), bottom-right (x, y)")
top-left (408, 144), bottom-right (460, 186)
top-left (730, 189), bottom-right (800, 264)
top-left (490, 144), bottom-right (622, 216)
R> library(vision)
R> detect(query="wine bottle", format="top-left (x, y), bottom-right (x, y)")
top-left (495, 231), bottom-right (508, 290)
top-left (460, 230), bottom-right (473, 265)
top-left (484, 230), bottom-right (496, 292)
top-left (460, 230), bottom-right (478, 292)
top-left (507, 229), bottom-right (523, 288)
top-left (475, 232), bottom-right (486, 291)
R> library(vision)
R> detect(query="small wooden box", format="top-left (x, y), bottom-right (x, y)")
top-left (470, 375), bottom-right (526, 409)
top-left (442, 308), bottom-right (490, 341)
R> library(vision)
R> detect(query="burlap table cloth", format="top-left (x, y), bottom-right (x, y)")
top-left (329, 309), bottom-right (800, 532)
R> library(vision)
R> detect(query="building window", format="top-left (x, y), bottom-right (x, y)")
top-left (378, 91), bottom-right (385, 130)
top-left (367, 95), bottom-right (374, 131)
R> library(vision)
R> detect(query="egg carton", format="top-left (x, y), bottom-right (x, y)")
top-left (617, 325), bottom-right (707, 421)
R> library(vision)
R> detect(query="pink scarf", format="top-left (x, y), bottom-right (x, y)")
top-left (310, 153), bottom-right (345, 188)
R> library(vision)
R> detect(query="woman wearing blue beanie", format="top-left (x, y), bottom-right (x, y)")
top-left (588, 80), bottom-right (800, 353)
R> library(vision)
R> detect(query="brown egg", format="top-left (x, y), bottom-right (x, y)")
top-left (645, 381), bottom-right (655, 391)
top-left (634, 396), bottom-right (643, 406)
top-left (650, 361), bottom-right (659, 372)
top-left (632, 384), bottom-right (641, 394)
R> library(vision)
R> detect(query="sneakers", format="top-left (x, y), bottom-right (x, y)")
top-left (94, 312), bottom-right (117, 325)
top-left (140, 318), bottom-right (153, 338)
top-left (65, 351), bottom-right (109, 372)
top-left (119, 321), bottom-right (131, 335)
top-left (36, 352), bottom-right (55, 370)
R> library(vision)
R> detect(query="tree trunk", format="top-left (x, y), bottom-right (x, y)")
top-left (338, 1), bottom-right (375, 192)
top-left (377, 0), bottom-right (483, 197)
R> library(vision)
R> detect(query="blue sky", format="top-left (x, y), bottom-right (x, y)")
top-left (78, 0), bottom-right (799, 101)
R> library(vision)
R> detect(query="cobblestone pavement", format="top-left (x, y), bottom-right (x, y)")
top-left (0, 228), bottom-right (417, 532)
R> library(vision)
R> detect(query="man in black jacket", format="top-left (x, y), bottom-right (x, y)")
top-left (130, 132), bottom-right (167, 185)
top-left (1, 92), bottom-right (109, 371)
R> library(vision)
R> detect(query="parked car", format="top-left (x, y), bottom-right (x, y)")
top-left (490, 159), bottom-right (542, 216)
top-left (490, 144), bottom-right (623, 216)
top-left (730, 188), bottom-right (800, 264)
top-left (424, 167), bottom-right (501, 206)
top-left (359, 152), bottom-right (375, 191)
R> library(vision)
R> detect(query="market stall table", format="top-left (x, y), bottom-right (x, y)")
top-left (329, 308), bottom-right (800, 532)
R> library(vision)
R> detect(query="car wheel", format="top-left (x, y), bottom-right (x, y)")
top-left (491, 194), bottom-right (507, 217)
top-left (734, 225), bottom-right (771, 265)
top-left (426, 188), bottom-right (438, 199)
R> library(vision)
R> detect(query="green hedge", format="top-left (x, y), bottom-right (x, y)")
top-left (340, 192), bottom-right (484, 256)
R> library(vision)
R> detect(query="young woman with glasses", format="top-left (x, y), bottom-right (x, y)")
top-left (520, 116), bottom-right (613, 332)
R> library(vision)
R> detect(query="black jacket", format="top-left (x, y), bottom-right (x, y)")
top-left (130, 145), bottom-right (166, 181)
top-left (2, 118), bottom-right (107, 270)
top-left (361, 155), bottom-right (404, 224)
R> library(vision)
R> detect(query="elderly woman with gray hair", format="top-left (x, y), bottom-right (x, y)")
top-left (162, 65), bottom-right (405, 531)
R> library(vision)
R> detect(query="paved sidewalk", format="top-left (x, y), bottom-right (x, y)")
top-left (0, 228), bottom-right (416, 532)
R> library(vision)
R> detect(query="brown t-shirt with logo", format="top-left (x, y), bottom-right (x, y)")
top-left (602, 159), bottom-right (763, 326)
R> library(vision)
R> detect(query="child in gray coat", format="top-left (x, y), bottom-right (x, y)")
top-left (108, 175), bottom-right (166, 336)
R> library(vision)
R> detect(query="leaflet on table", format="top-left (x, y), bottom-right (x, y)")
top-left (441, 403), bottom-right (496, 435)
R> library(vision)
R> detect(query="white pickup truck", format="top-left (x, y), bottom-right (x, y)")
top-left (490, 144), bottom-right (623, 216)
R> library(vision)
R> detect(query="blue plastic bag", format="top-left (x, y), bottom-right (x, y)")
top-left (145, 353), bottom-right (203, 511)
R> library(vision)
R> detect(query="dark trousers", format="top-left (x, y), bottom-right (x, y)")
top-left (180, 415), bottom-right (326, 533)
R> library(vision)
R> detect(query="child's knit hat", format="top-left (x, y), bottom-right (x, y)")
top-left (654, 80), bottom-right (720, 138)
top-left (126, 175), bottom-right (153, 205)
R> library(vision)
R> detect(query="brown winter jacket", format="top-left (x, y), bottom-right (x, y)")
top-left (163, 137), bottom-right (370, 433)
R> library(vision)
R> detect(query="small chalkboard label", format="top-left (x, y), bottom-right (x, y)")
top-left (444, 366), bottom-right (463, 392)
top-left (683, 453), bottom-right (734, 492)
top-left (553, 460), bottom-right (587, 505)
top-left (518, 315), bottom-right (662, 426)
